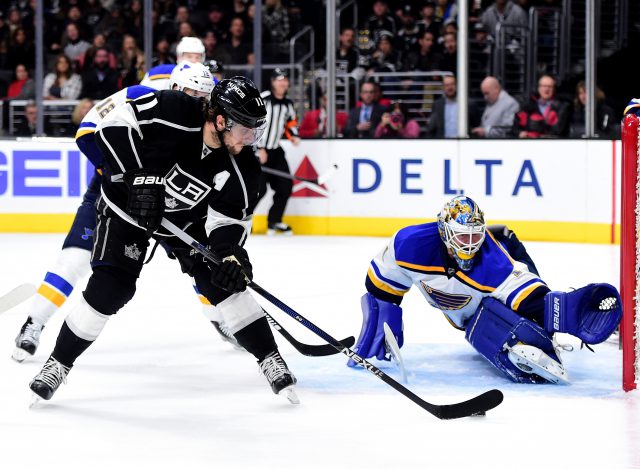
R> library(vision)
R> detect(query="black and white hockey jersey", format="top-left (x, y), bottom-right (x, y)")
top-left (95, 90), bottom-right (261, 241)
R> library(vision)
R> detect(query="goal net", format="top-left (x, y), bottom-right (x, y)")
top-left (621, 112), bottom-right (640, 391)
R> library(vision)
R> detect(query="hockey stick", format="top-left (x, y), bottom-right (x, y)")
top-left (161, 218), bottom-right (504, 420)
top-left (265, 312), bottom-right (355, 357)
top-left (261, 164), bottom-right (338, 186)
top-left (384, 323), bottom-right (408, 384)
top-left (0, 283), bottom-right (36, 314)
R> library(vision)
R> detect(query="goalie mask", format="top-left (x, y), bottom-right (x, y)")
top-left (437, 196), bottom-right (486, 271)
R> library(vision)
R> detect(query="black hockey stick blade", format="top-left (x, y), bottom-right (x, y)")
top-left (266, 312), bottom-right (354, 356)
top-left (427, 389), bottom-right (504, 420)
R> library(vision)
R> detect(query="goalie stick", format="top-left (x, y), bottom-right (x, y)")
top-left (265, 311), bottom-right (355, 356)
top-left (161, 218), bottom-right (504, 420)
top-left (261, 164), bottom-right (338, 186)
top-left (0, 283), bottom-right (36, 314)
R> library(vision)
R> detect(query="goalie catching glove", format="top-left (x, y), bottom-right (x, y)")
top-left (209, 243), bottom-right (253, 294)
top-left (124, 169), bottom-right (165, 235)
top-left (544, 283), bottom-right (622, 344)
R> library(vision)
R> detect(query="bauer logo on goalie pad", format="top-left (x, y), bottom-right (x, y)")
top-left (163, 164), bottom-right (211, 212)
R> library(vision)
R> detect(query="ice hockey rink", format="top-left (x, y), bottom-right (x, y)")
top-left (0, 233), bottom-right (638, 469)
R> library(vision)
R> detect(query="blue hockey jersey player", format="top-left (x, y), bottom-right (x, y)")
top-left (349, 196), bottom-right (622, 384)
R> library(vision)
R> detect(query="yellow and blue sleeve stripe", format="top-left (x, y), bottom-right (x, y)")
top-left (75, 122), bottom-right (97, 139)
top-left (506, 278), bottom-right (547, 311)
top-left (366, 261), bottom-right (411, 299)
top-left (192, 285), bottom-right (211, 305)
top-left (37, 272), bottom-right (74, 307)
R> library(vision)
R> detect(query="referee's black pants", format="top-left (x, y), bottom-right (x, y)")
top-left (258, 146), bottom-right (292, 226)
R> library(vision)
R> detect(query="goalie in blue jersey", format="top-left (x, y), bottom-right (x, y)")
top-left (348, 196), bottom-right (622, 384)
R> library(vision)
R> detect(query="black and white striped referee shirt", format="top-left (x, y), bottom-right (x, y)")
top-left (257, 90), bottom-right (299, 150)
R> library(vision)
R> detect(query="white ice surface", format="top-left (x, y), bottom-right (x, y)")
top-left (0, 234), bottom-right (638, 469)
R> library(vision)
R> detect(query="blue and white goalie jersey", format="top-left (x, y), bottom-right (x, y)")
top-left (366, 222), bottom-right (547, 329)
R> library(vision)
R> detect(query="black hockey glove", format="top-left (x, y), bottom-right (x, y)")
top-left (124, 169), bottom-right (165, 235)
top-left (209, 243), bottom-right (253, 293)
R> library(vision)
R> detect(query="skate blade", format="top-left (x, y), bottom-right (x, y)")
top-left (280, 386), bottom-right (300, 405)
top-left (11, 347), bottom-right (29, 363)
top-left (29, 393), bottom-right (43, 409)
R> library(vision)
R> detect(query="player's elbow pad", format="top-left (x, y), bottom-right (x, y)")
top-left (543, 283), bottom-right (622, 344)
top-left (347, 293), bottom-right (403, 367)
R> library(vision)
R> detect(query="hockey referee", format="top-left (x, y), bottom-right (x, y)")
top-left (256, 68), bottom-right (300, 235)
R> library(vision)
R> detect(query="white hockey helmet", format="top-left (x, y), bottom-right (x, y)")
top-left (170, 61), bottom-right (215, 98)
top-left (176, 36), bottom-right (205, 62)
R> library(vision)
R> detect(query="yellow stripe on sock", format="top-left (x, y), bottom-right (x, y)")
top-left (37, 284), bottom-right (66, 308)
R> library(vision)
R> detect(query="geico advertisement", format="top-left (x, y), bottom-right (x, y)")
top-left (0, 140), bottom-right (94, 213)
top-left (280, 139), bottom-right (617, 224)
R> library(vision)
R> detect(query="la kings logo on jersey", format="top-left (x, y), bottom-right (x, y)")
top-left (164, 164), bottom-right (211, 212)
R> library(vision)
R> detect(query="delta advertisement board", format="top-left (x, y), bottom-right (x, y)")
top-left (0, 138), bottom-right (621, 242)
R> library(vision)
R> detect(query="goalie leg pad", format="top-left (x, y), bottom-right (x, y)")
top-left (466, 297), bottom-right (562, 383)
top-left (348, 293), bottom-right (403, 367)
top-left (544, 283), bottom-right (622, 344)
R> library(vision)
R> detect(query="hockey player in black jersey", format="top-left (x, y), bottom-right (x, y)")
top-left (29, 77), bottom-right (299, 404)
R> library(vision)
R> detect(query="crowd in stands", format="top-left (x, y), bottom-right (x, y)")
top-left (0, 0), bottom-right (621, 139)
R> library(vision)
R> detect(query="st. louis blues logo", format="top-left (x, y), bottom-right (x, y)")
top-left (420, 282), bottom-right (472, 310)
top-left (81, 227), bottom-right (94, 241)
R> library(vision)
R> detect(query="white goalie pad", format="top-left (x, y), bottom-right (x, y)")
top-left (383, 322), bottom-right (408, 383)
top-left (506, 343), bottom-right (570, 384)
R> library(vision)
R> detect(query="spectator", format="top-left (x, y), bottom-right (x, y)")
top-left (337, 27), bottom-right (360, 73)
top-left (369, 32), bottom-right (401, 73)
top-left (79, 33), bottom-right (118, 72)
top-left (85, 0), bottom-right (108, 31)
top-left (5, 27), bottom-right (35, 70)
top-left (14, 101), bottom-right (39, 136)
top-left (396, 5), bottom-right (421, 58)
top-left (440, 32), bottom-right (457, 74)
top-left (62, 23), bottom-right (91, 65)
top-left (96, 4), bottom-right (126, 54)
top-left (345, 81), bottom-right (389, 138)
top-left (151, 36), bottom-right (175, 67)
top-left (570, 81), bottom-right (618, 139)
top-left (124, 0), bottom-right (144, 44)
top-left (71, 98), bottom-right (94, 127)
top-left (403, 31), bottom-right (441, 71)
top-left (219, 16), bottom-right (252, 65)
top-left (481, 0), bottom-right (528, 39)
top-left (471, 76), bottom-right (519, 138)
top-left (514, 74), bottom-right (571, 138)
top-left (299, 93), bottom-right (349, 138)
top-left (263, 0), bottom-right (290, 61)
top-left (417, 1), bottom-right (442, 41)
top-left (435, 0), bottom-right (458, 22)
top-left (469, 22), bottom-right (492, 75)
top-left (0, 11), bottom-right (12, 61)
top-left (4, 63), bottom-right (35, 99)
top-left (427, 75), bottom-right (458, 138)
top-left (118, 34), bottom-right (144, 87)
top-left (65, 6), bottom-right (90, 39)
top-left (43, 54), bottom-right (82, 100)
top-left (203, 30), bottom-right (229, 63)
top-left (375, 101), bottom-right (421, 138)
top-left (205, 5), bottom-right (228, 42)
top-left (80, 47), bottom-right (120, 100)
top-left (365, 0), bottom-right (397, 43)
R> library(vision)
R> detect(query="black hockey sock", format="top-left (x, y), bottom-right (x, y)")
top-left (51, 322), bottom-right (94, 368)
top-left (234, 316), bottom-right (278, 362)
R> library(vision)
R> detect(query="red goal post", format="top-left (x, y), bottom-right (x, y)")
top-left (621, 112), bottom-right (640, 391)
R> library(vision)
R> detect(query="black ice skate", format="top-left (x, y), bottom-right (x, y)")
top-left (12, 317), bottom-right (44, 362)
top-left (211, 321), bottom-right (243, 350)
top-left (29, 356), bottom-right (71, 402)
top-left (267, 222), bottom-right (293, 236)
top-left (259, 351), bottom-right (299, 404)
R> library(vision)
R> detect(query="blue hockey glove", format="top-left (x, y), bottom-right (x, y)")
top-left (347, 293), bottom-right (403, 367)
top-left (544, 283), bottom-right (622, 344)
